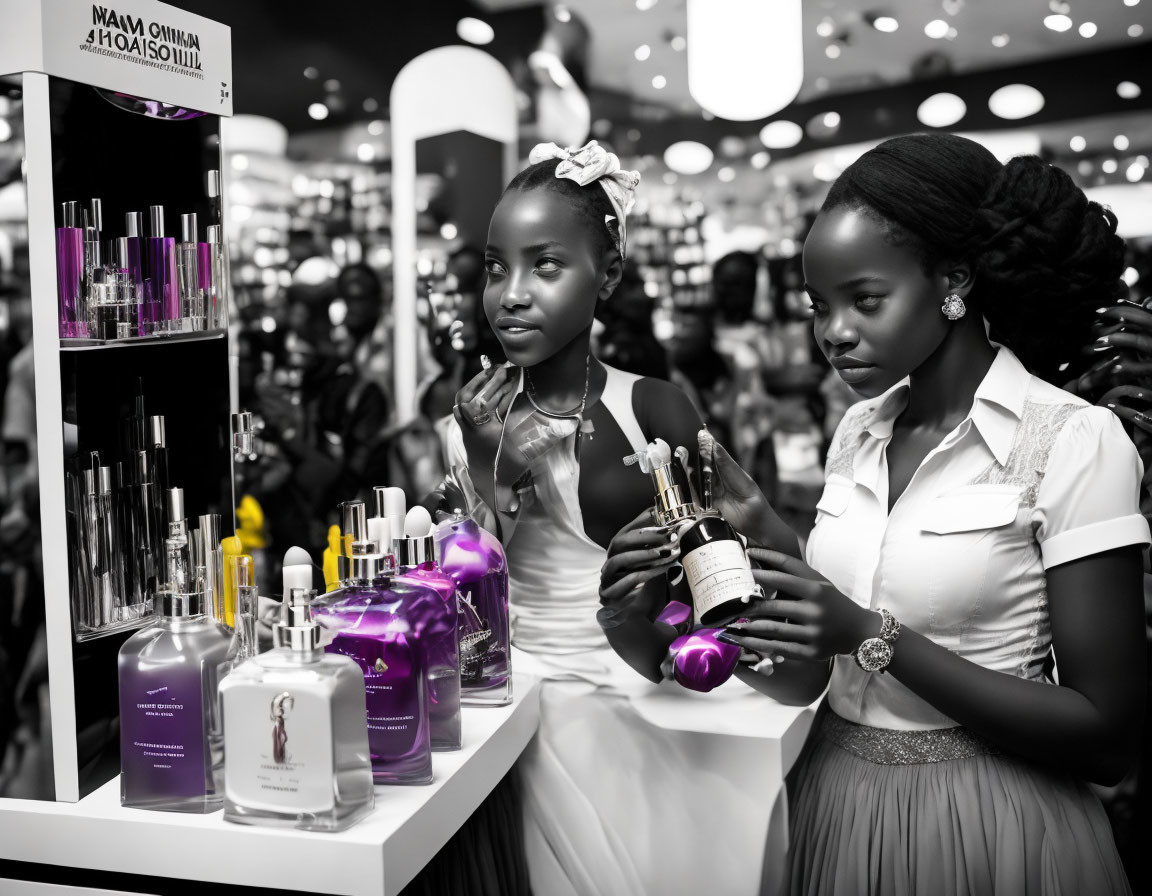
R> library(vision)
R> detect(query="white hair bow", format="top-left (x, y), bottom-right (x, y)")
top-left (527, 140), bottom-right (641, 259)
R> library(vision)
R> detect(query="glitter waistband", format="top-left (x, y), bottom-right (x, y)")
top-left (821, 712), bottom-right (1001, 765)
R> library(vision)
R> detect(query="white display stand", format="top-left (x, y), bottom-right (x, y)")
top-left (0, 0), bottom-right (233, 803)
top-left (0, 676), bottom-right (541, 896)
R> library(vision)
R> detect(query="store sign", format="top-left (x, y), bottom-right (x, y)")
top-left (0, 0), bottom-right (232, 116)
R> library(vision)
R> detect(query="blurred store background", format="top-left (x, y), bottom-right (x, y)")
top-left (3, 0), bottom-right (1152, 862)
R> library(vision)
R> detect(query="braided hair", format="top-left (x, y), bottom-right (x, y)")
top-left (503, 159), bottom-right (622, 263)
top-left (821, 133), bottom-right (1126, 385)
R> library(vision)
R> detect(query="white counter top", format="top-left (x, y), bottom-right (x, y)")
top-left (0, 674), bottom-right (542, 896)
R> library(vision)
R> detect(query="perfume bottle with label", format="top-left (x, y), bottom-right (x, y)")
top-left (394, 504), bottom-right (461, 752)
top-left (219, 550), bottom-right (374, 832)
top-left (314, 504), bottom-right (447, 784)
top-left (117, 536), bottom-right (231, 812)
top-left (434, 509), bottom-right (511, 706)
top-left (627, 436), bottom-right (760, 626)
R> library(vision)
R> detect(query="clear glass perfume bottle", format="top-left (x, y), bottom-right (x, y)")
top-left (176, 212), bottom-right (205, 331)
top-left (394, 505), bottom-right (461, 752)
top-left (220, 573), bottom-right (374, 832)
top-left (313, 503), bottom-right (445, 784)
top-left (118, 550), bottom-right (231, 812)
top-left (435, 509), bottom-right (511, 706)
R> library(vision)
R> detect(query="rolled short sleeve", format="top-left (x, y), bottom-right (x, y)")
top-left (1034, 405), bottom-right (1150, 568)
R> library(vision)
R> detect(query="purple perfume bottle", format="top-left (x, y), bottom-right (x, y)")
top-left (144, 205), bottom-right (177, 334)
top-left (117, 526), bottom-right (231, 812)
top-left (56, 200), bottom-right (84, 337)
top-left (435, 509), bottom-right (511, 706)
top-left (313, 504), bottom-right (446, 785)
top-left (394, 504), bottom-right (461, 752)
top-left (124, 212), bottom-right (147, 335)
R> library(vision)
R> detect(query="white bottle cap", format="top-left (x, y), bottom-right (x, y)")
top-left (404, 505), bottom-right (433, 538)
top-left (282, 546), bottom-right (314, 596)
top-left (367, 516), bottom-right (391, 549)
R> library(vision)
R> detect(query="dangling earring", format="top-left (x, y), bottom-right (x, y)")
top-left (941, 293), bottom-right (966, 321)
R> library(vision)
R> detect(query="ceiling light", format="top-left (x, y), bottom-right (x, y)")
top-left (988, 84), bottom-right (1044, 120)
top-left (825, 44), bottom-right (842, 59)
top-left (356, 143), bottom-right (375, 163)
top-left (664, 141), bottom-right (714, 175)
top-left (1131, 25), bottom-right (1145, 37)
top-left (303, 66), bottom-right (319, 79)
top-left (717, 166), bottom-right (735, 182)
top-left (872, 16), bottom-right (899, 33)
top-left (687, 0), bottom-right (803, 121)
top-left (719, 135), bottom-right (746, 157)
top-left (636, 0), bottom-right (659, 10)
top-left (823, 111), bottom-right (841, 128)
top-left (1103, 159), bottom-right (1118, 174)
top-left (1118, 81), bottom-right (1142, 99)
top-left (816, 18), bottom-right (835, 38)
top-left (1115, 135), bottom-right (1130, 151)
top-left (1044, 15), bottom-right (1072, 32)
top-left (362, 98), bottom-right (378, 113)
top-left (992, 34), bottom-right (1010, 47)
top-left (1127, 163), bottom-right (1146, 182)
top-left (652, 75), bottom-right (667, 89)
top-left (324, 79), bottom-right (341, 92)
top-left (925, 19), bottom-right (949, 39)
top-left (1124, 0), bottom-right (1140, 6)
top-left (1048, 0), bottom-right (1070, 11)
top-left (1078, 22), bottom-right (1097, 38)
top-left (440, 223), bottom-right (459, 240)
top-left (307, 102), bottom-right (329, 121)
top-left (1078, 160), bottom-right (1093, 177)
top-left (671, 35), bottom-right (687, 51)
top-left (1070, 135), bottom-right (1086, 152)
top-left (751, 151), bottom-right (770, 169)
top-left (917, 92), bottom-right (966, 128)
top-left (635, 44), bottom-right (651, 61)
top-left (231, 153), bottom-right (249, 171)
top-left (1125, 267), bottom-right (1141, 286)
top-left (628, 128), bottom-right (642, 142)
top-left (759, 120), bottom-right (804, 149)
top-left (367, 120), bottom-right (385, 136)
top-left (554, 5), bottom-right (572, 22)
top-left (457, 18), bottom-right (495, 45)
top-left (0, 119), bottom-right (10, 142)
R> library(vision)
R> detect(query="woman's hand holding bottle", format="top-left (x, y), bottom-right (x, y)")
top-left (598, 507), bottom-right (682, 611)
top-left (721, 546), bottom-right (874, 664)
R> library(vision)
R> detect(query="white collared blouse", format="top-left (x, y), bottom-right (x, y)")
top-left (808, 346), bottom-right (1151, 731)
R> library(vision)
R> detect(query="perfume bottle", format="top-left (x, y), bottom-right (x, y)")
top-left (118, 558), bottom-right (231, 812)
top-left (395, 505), bottom-right (461, 753)
top-left (628, 437), bottom-right (760, 626)
top-left (164, 488), bottom-right (192, 594)
top-left (124, 212), bottom-right (148, 335)
top-left (314, 504), bottom-right (444, 784)
top-left (144, 205), bottom-right (177, 333)
top-left (205, 224), bottom-right (230, 331)
top-left (56, 200), bottom-right (84, 337)
top-left (435, 509), bottom-right (511, 706)
top-left (176, 213), bottom-right (205, 331)
top-left (220, 559), bottom-right (374, 832)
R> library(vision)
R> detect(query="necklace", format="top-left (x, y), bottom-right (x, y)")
top-left (525, 354), bottom-right (595, 443)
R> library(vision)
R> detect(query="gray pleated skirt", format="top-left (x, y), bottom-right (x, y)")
top-left (782, 712), bottom-right (1131, 895)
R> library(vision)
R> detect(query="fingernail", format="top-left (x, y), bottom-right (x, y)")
top-left (1097, 336), bottom-right (1111, 345)
top-left (725, 621), bottom-right (747, 631)
top-left (752, 658), bottom-right (775, 674)
top-left (1107, 403), bottom-right (1117, 408)
top-left (773, 655), bottom-right (786, 664)
top-left (1113, 364), bottom-right (1125, 374)
top-left (668, 532), bottom-right (678, 543)
top-left (1096, 307), bottom-right (1108, 314)
top-left (481, 354), bottom-right (492, 370)
top-left (715, 632), bottom-right (741, 646)
top-left (503, 361), bottom-right (515, 369)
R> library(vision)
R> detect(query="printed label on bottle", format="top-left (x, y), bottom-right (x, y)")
top-left (223, 686), bottom-right (335, 814)
top-left (682, 540), bottom-right (757, 619)
top-left (120, 673), bottom-right (207, 802)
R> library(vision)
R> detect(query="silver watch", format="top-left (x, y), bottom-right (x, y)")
top-left (854, 608), bottom-right (901, 673)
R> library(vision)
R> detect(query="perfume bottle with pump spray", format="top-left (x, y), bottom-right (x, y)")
top-left (314, 502), bottom-right (446, 784)
top-left (220, 548), bottom-right (374, 831)
top-left (56, 201), bottom-right (84, 337)
top-left (118, 492), bottom-right (231, 812)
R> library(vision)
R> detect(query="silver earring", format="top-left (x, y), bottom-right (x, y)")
top-left (941, 293), bottom-right (966, 321)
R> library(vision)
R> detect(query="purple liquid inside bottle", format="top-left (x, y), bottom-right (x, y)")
top-left (435, 512), bottom-right (511, 706)
top-left (56, 214), bottom-right (84, 338)
top-left (397, 562), bottom-right (461, 751)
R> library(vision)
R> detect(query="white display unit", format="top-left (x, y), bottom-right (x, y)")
top-left (0, 0), bottom-right (234, 804)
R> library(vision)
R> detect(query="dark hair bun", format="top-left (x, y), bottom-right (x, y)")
top-left (973, 156), bottom-right (1125, 384)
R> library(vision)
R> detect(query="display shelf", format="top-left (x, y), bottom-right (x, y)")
top-left (59, 328), bottom-right (227, 351)
top-left (0, 674), bottom-right (541, 896)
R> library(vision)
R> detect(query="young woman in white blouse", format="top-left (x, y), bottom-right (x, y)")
top-left (602, 133), bottom-right (1149, 894)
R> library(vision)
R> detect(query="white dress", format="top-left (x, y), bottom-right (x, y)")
top-left (447, 364), bottom-right (781, 896)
